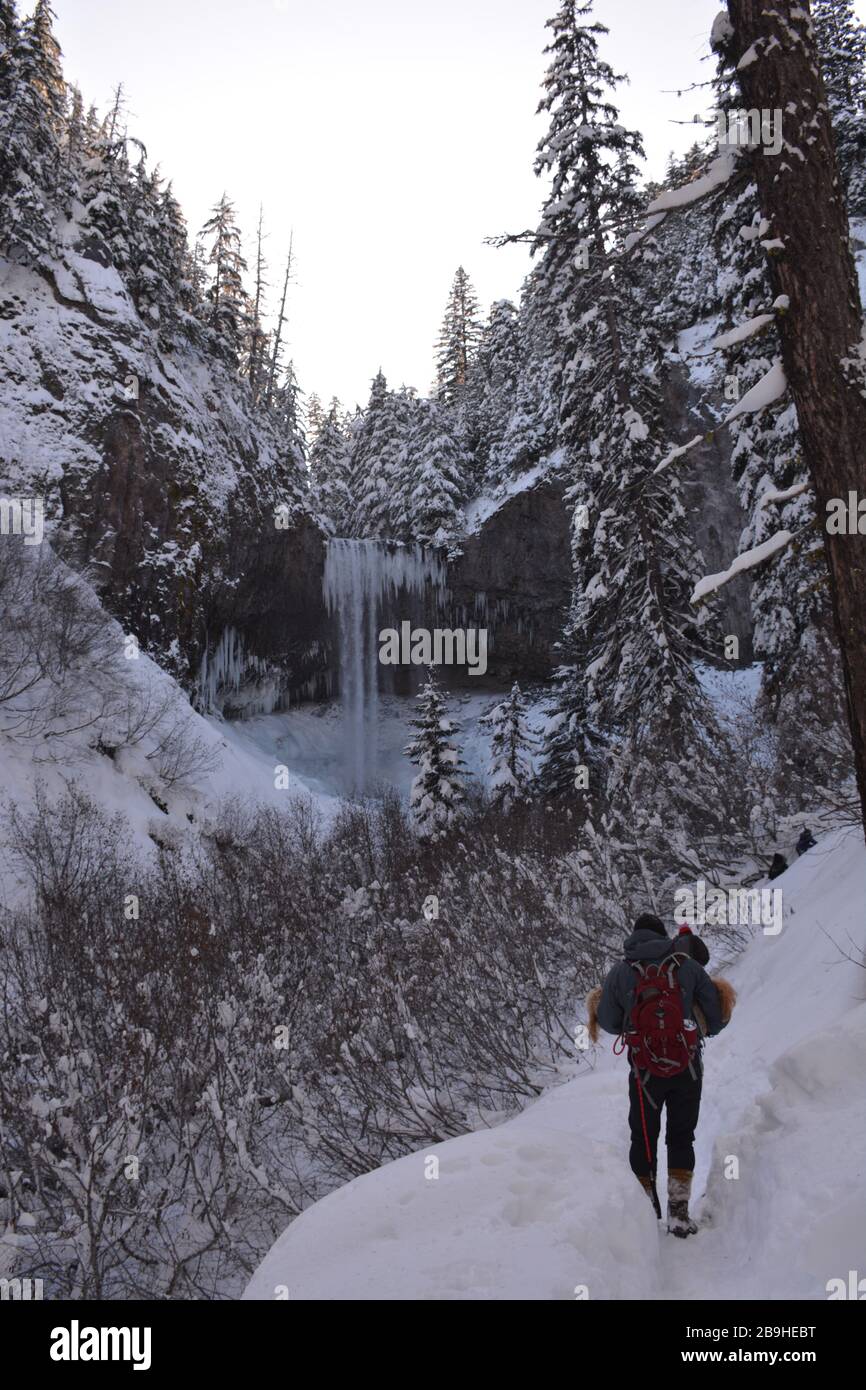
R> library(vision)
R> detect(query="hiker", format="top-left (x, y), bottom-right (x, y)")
top-left (796, 826), bottom-right (817, 856)
top-left (768, 851), bottom-right (788, 880)
top-left (587, 913), bottom-right (735, 1238)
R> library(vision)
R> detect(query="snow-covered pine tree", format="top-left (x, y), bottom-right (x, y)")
top-left (485, 281), bottom-right (559, 490)
top-left (480, 683), bottom-right (536, 808)
top-left (386, 384), bottom-right (419, 539)
top-left (813, 0), bottom-right (866, 215)
top-left (533, 3), bottom-right (726, 849)
top-left (434, 266), bottom-right (483, 408)
top-left (349, 370), bottom-right (402, 537)
top-left (405, 397), bottom-right (465, 548)
top-left (77, 90), bottom-right (136, 277)
top-left (61, 81), bottom-right (84, 203)
top-left (0, 0), bottom-right (66, 262)
top-left (271, 357), bottom-right (306, 465)
top-left (404, 671), bottom-right (468, 838)
top-left (530, 1), bottom-right (644, 421)
top-left (122, 159), bottom-right (193, 333)
top-left (309, 399), bottom-right (353, 534)
top-left (200, 193), bottom-right (250, 362)
top-left (305, 392), bottom-right (324, 445)
top-left (468, 298), bottom-right (521, 492)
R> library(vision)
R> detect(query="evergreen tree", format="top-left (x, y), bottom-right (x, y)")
top-left (486, 282), bottom-right (559, 489)
top-left (404, 671), bottom-right (468, 838)
top-left (469, 298), bottom-right (520, 489)
top-left (386, 384), bottom-right (419, 539)
top-left (813, 0), bottom-right (866, 214)
top-left (0, 0), bottom-right (66, 261)
top-left (200, 193), bottom-right (250, 361)
top-left (78, 89), bottom-right (137, 277)
top-left (309, 400), bottom-right (353, 533)
top-left (305, 392), bottom-right (325, 444)
top-left (434, 266), bottom-right (483, 406)
top-left (480, 684), bottom-right (536, 807)
top-left (349, 370), bottom-right (401, 536)
top-left (405, 398), bottom-right (465, 547)
top-left (531, 0), bottom-right (644, 411)
top-left (534, 2), bottom-right (723, 833)
top-left (271, 358), bottom-right (305, 462)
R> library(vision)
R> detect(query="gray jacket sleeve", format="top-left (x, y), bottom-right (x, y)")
top-left (692, 962), bottom-right (726, 1037)
top-left (596, 963), bottom-right (627, 1035)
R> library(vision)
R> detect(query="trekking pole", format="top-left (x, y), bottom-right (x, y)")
top-left (636, 1069), bottom-right (661, 1219)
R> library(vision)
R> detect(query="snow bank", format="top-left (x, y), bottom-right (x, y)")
top-left (244, 827), bottom-right (866, 1301)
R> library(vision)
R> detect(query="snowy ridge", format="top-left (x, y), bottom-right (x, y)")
top-left (243, 828), bottom-right (866, 1300)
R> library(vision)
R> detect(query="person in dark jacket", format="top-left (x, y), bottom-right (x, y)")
top-left (768, 852), bottom-right (788, 880)
top-left (796, 826), bottom-right (817, 856)
top-left (593, 912), bottom-right (730, 1238)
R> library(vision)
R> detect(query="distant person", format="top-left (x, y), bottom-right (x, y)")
top-left (586, 913), bottom-right (736, 1238)
top-left (796, 827), bottom-right (817, 856)
top-left (768, 852), bottom-right (788, 880)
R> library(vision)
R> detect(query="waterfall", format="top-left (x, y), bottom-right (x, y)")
top-left (323, 539), bottom-right (447, 793)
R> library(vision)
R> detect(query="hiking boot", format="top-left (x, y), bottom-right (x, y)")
top-left (667, 1167), bottom-right (698, 1237)
top-left (637, 1173), bottom-right (662, 1219)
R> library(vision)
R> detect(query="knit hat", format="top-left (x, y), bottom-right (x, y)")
top-left (633, 912), bottom-right (667, 937)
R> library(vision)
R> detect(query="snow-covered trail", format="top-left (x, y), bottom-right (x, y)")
top-left (244, 827), bottom-right (866, 1301)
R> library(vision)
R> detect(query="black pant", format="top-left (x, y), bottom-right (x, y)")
top-left (628, 1067), bottom-right (702, 1177)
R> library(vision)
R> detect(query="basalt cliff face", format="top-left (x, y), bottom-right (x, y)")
top-left (0, 240), bottom-right (329, 711)
top-left (446, 478), bottom-right (572, 687)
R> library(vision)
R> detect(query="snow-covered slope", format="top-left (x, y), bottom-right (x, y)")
top-left (243, 827), bottom-right (866, 1300)
top-left (0, 547), bottom-right (338, 900)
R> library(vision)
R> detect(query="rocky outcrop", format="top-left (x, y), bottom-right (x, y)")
top-left (447, 479), bottom-right (572, 686)
top-left (0, 245), bottom-right (328, 708)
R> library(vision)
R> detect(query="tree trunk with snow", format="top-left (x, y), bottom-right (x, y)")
top-left (726, 0), bottom-right (866, 838)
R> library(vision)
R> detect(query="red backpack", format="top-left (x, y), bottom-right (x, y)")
top-left (622, 953), bottom-right (699, 1080)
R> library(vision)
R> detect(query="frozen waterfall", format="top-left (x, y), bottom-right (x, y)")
top-left (323, 539), bottom-right (447, 793)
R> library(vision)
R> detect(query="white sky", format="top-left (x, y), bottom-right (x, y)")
top-left (45, 0), bottom-right (866, 410)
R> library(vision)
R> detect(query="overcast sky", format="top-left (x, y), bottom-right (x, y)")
top-left (44, 0), bottom-right (866, 410)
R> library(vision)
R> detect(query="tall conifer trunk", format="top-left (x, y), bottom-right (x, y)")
top-left (725, 0), bottom-right (866, 839)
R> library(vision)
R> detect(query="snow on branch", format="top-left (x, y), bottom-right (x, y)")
top-left (646, 152), bottom-right (738, 215)
top-left (691, 531), bottom-right (793, 604)
top-left (653, 434), bottom-right (705, 477)
top-left (759, 480), bottom-right (811, 506)
top-left (723, 359), bottom-right (787, 423)
top-left (709, 313), bottom-right (775, 350)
